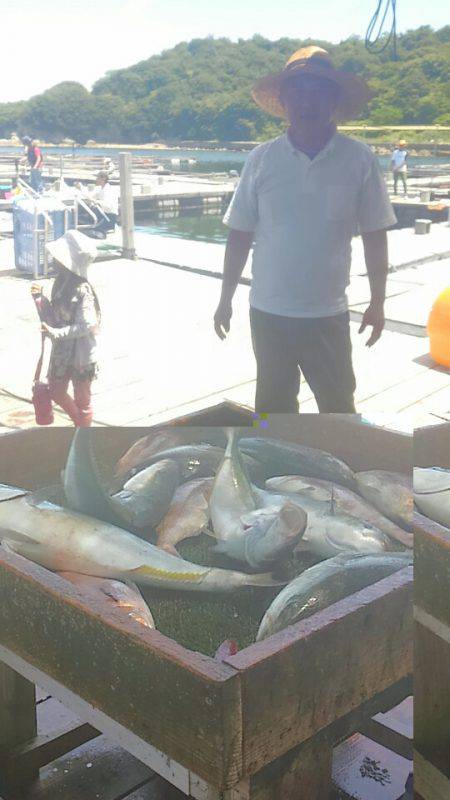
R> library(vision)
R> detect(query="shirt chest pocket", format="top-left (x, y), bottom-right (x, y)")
top-left (326, 185), bottom-right (358, 222)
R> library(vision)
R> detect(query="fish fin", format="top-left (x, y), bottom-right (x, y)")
top-left (0, 485), bottom-right (28, 502)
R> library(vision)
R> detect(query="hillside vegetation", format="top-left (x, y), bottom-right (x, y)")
top-left (0, 26), bottom-right (449, 143)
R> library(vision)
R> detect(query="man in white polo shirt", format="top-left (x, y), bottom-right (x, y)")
top-left (214, 46), bottom-right (396, 413)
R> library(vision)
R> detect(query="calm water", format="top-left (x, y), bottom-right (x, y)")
top-left (2, 144), bottom-right (448, 244)
top-left (1, 143), bottom-right (448, 175)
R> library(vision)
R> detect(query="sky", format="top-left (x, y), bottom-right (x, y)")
top-left (0, 0), bottom-right (448, 102)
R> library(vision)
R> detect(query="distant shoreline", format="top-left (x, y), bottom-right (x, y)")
top-left (1, 136), bottom-right (449, 157)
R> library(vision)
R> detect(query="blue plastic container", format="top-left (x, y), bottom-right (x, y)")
top-left (13, 197), bottom-right (76, 276)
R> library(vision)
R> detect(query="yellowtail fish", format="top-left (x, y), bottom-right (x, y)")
top-left (156, 478), bottom-right (214, 556)
top-left (266, 475), bottom-right (413, 548)
top-left (254, 487), bottom-right (397, 558)
top-left (355, 470), bottom-right (413, 530)
top-left (210, 428), bottom-right (257, 540)
top-left (414, 467), bottom-right (450, 528)
top-left (0, 487), bottom-right (281, 593)
top-left (257, 552), bottom-right (413, 640)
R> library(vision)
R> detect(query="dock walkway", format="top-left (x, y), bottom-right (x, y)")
top-left (0, 224), bottom-right (449, 430)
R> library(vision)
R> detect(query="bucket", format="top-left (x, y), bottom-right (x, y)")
top-left (428, 287), bottom-right (450, 368)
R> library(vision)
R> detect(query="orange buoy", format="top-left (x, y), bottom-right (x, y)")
top-left (428, 286), bottom-right (450, 367)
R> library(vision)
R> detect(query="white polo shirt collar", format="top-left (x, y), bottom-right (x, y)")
top-left (282, 130), bottom-right (339, 165)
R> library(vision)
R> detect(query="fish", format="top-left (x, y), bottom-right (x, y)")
top-left (111, 459), bottom-right (180, 529)
top-left (238, 437), bottom-right (356, 489)
top-left (113, 428), bottom-right (227, 486)
top-left (210, 429), bottom-right (257, 540)
top-left (266, 475), bottom-right (413, 549)
top-left (355, 470), bottom-right (413, 530)
top-left (254, 487), bottom-right (397, 558)
top-left (58, 572), bottom-right (156, 629)
top-left (214, 501), bottom-right (308, 569)
top-left (64, 429), bottom-right (178, 532)
top-left (257, 551), bottom-right (413, 640)
top-left (156, 477), bottom-right (214, 555)
top-left (414, 467), bottom-right (450, 528)
top-left (0, 489), bottom-right (281, 593)
top-left (119, 443), bottom-right (265, 487)
top-left (114, 431), bottom-right (189, 485)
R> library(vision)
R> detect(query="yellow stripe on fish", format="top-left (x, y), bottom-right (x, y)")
top-left (130, 565), bottom-right (206, 582)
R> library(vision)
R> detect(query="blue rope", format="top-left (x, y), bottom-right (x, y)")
top-left (365, 0), bottom-right (398, 58)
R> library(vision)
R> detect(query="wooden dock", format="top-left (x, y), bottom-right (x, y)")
top-left (0, 221), bottom-right (449, 429)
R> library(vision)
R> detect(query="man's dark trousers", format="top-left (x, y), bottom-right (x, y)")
top-left (250, 307), bottom-right (357, 413)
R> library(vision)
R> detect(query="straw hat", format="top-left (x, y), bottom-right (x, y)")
top-left (45, 230), bottom-right (98, 279)
top-left (398, 139), bottom-right (407, 147)
top-left (252, 46), bottom-right (373, 122)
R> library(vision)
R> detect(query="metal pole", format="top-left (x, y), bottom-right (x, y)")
top-left (119, 152), bottom-right (136, 259)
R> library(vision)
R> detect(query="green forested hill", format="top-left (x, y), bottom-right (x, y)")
top-left (1, 26), bottom-right (449, 143)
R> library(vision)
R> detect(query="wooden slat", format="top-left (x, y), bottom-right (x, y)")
top-left (0, 663), bottom-right (36, 749)
top-left (0, 663), bottom-right (38, 792)
top-left (247, 729), bottom-right (333, 800)
top-left (414, 523), bottom-right (450, 629)
top-left (225, 568), bottom-right (413, 777)
top-left (0, 549), bottom-right (242, 789)
top-left (25, 735), bottom-right (155, 800)
top-left (414, 622), bottom-right (450, 778)
top-left (414, 421), bottom-right (450, 787)
top-left (414, 421), bottom-right (450, 468)
top-left (360, 696), bottom-right (413, 760)
top-left (414, 750), bottom-right (450, 800)
top-left (6, 722), bottom-right (101, 774)
top-left (124, 779), bottom-right (185, 799)
top-left (358, 716), bottom-right (412, 760)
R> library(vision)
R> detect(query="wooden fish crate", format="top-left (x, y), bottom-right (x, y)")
top-left (414, 422), bottom-right (450, 800)
top-left (0, 406), bottom-right (413, 799)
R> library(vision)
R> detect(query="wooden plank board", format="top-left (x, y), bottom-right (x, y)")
top-left (414, 751), bottom-right (450, 800)
top-left (0, 664), bottom-right (36, 750)
top-left (414, 524), bottom-right (450, 628)
top-left (0, 549), bottom-right (242, 789)
top-left (414, 622), bottom-right (450, 778)
top-left (246, 730), bottom-right (333, 800)
top-left (414, 421), bottom-right (450, 468)
top-left (224, 569), bottom-right (413, 777)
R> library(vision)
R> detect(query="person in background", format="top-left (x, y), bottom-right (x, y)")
top-left (214, 46), bottom-right (396, 414)
top-left (85, 171), bottom-right (119, 238)
top-left (391, 139), bottom-right (408, 195)
top-left (22, 136), bottom-right (44, 193)
top-left (31, 230), bottom-right (101, 427)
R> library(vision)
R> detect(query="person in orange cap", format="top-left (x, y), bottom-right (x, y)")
top-left (391, 139), bottom-right (408, 195)
top-left (214, 46), bottom-right (396, 413)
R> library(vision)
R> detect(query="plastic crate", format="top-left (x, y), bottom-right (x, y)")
top-left (13, 198), bottom-right (76, 276)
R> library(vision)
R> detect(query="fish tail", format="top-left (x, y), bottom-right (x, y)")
top-left (225, 428), bottom-right (237, 457)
